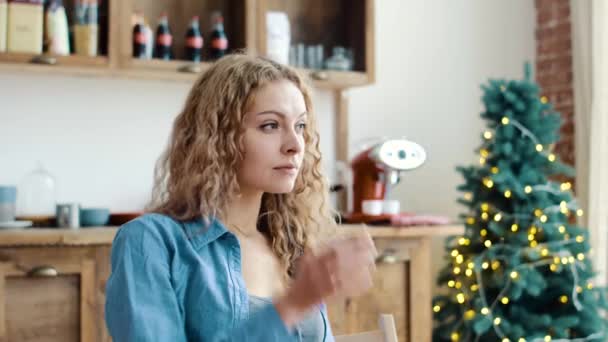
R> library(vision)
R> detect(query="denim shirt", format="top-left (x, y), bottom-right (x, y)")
top-left (105, 213), bottom-right (335, 342)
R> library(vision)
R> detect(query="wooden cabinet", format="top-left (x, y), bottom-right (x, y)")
top-left (0, 0), bottom-right (375, 89)
top-left (327, 235), bottom-right (434, 342)
top-left (0, 225), bottom-right (461, 342)
top-left (0, 245), bottom-right (111, 342)
top-left (327, 238), bottom-right (413, 341)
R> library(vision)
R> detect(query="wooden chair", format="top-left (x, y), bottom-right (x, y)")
top-left (335, 314), bottom-right (398, 342)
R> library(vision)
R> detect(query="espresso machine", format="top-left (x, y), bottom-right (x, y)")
top-left (339, 138), bottom-right (427, 224)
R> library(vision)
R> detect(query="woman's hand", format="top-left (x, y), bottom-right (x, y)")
top-left (274, 232), bottom-right (377, 327)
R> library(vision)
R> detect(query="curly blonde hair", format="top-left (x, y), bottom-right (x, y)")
top-left (148, 53), bottom-right (336, 279)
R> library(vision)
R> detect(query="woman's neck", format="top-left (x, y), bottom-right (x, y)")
top-left (223, 189), bottom-right (263, 236)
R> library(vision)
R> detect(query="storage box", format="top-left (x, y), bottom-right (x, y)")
top-left (0, 0), bottom-right (7, 52)
top-left (7, 0), bottom-right (43, 54)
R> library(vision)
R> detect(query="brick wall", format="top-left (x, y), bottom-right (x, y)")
top-left (535, 0), bottom-right (575, 186)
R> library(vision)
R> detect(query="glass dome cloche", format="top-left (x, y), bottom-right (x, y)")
top-left (16, 162), bottom-right (57, 225)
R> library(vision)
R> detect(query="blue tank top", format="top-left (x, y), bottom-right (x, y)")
top-left (249, 295), bottom-right (326, 342)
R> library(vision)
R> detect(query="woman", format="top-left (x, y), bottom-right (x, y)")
top-left (105, 53), bottom-right (377, 341)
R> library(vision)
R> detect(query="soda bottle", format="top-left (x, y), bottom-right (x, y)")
top-left (132, 12), bottom-right (146, 58)
top-left (208, 11), bottom-right (228, 60)
top-left (185, 16), bottom-right (203, 62)
top-left (154, 12), bottom-right (173, 60)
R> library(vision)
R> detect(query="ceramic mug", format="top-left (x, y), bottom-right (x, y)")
top-left (56, 203), bottom-right (80, 229)
top-left (0, 185), bottom-right (17, 223)
top-left (362, 199), bottom-right (383, 216)
top-left (383, 200), bottom-right (400, 215)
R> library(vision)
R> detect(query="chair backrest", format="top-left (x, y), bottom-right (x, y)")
top-left (335, 314), bottom-right (398, 342)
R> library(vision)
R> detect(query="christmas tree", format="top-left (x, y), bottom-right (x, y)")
top-left (432, 64), bottom-right (608, 342)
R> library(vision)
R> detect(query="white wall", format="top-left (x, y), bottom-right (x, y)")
top-left (349, 0), bottom-right (535, 219)
top-left (0, 74), bottom-right (336, 213)
top-left (0, 0), bottom-right (535, 276)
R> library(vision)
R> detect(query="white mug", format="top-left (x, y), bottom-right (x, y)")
top-left (383, 200), bottom-right (400, 215)
top-left (362, 200), bottom-right (383, 216)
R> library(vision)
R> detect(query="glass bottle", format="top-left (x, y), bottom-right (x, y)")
top-left (185, 16), bottom-right (203, 62)
top-left (208, 11), bottom-right (228, 60)
top-left (132, 12), bottom-right (147, 58)
top-left (154, 12), bottom-right (173, 60)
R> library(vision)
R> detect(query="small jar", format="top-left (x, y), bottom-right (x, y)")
top-left (324, 46), bottom-right (352, 71)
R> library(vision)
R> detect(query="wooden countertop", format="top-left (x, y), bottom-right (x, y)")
top-left (0, 224), bottom-right (464, 247)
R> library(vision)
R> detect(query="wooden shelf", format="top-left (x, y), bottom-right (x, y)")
top-left (0, 61), bottom-right (372, 90)
top-left (0, 61), bottom-right (190, 83)
top-left (0, 0), bottom-right (374, 89)
top-left (296, 68), bottom-right (370, 89)
top-left (0, 52), bottom-right (109, 67)
top-left (121, 62), bottom-right (372, 88)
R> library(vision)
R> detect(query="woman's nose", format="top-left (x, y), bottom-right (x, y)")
top-left (282, 128), bottom-right (303, 155)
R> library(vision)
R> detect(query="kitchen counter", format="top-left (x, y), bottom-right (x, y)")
top-left (0, 224), bottom-right (463, 247)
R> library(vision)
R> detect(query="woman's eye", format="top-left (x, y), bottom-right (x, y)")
top-left (260, 122), bottom-right (279, 131)
top-left (296, 123), bottom-right (307, 132)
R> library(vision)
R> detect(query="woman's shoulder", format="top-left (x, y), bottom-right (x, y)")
top-left (112, 213), bottom-right (187, 258)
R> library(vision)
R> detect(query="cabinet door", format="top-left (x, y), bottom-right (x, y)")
top-left (0, 248), bottom-right (98, 342)
top-left (327, 238), bottom-right (415, 342)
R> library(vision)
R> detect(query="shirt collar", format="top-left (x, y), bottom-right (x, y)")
top-left (182, 216), bottom-right (232, 249)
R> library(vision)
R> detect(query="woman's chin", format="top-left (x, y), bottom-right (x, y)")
top-left (264, 182), bottom-right (296, 194)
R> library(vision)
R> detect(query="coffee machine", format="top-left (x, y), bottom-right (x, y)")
top-left (340, 138), bottom-right (426, 224)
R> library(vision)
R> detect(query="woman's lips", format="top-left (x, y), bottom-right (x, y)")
top-left (273, 166), bottom-right (297, 175)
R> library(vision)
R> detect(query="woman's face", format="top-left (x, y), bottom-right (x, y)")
top-left (238, 79), bottom-right (307, 194)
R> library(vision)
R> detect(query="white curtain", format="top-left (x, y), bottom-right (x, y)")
top-left (571, 0), bottom-right (608, 285)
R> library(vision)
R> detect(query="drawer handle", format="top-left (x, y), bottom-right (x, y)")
top-left (310, 71), bottom-right (329, 81)
top-left (30, 55), bottom-right (58, 65)
top-left (178, 63), bottom-right (202, 74)
top-left (375, 248), bottom-right (407, 264)
top-left (28, 265), bottom-right (58, 277)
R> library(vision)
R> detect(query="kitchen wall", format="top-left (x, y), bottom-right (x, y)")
top-left (0, 74), bottom-right (335, 213)
top-left (0, 0), bottom-right (535, 285)
top-left (349, 0), bottom-right (535, 219)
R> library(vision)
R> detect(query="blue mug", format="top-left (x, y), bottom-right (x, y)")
top-left (0, 186), bottom-right (16, 203)
top-left (0, 185), bottom-right (17, 222)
